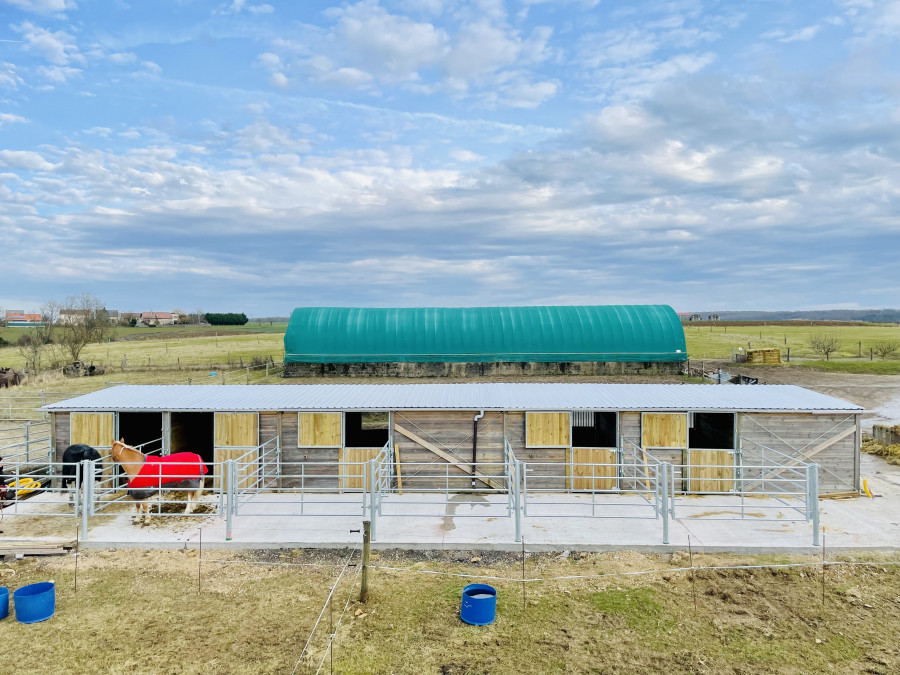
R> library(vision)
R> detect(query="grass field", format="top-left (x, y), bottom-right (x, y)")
top-left (683, 322), bottom-right (900, 361)
top-left (4, 548), bottom-right (900, 675)
top-left (2, 321), bottom-right (899, 384)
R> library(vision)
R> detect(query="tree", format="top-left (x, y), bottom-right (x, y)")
top-left (809, 333), bottom-right (841, 361)
top-left (16, 300), bottom-right (60, 372)
top-left (57, 293), bottom-right (112, 363)
top-left (872, 340), bottom-right (900, 360)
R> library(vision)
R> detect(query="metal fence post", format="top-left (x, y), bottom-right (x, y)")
top-left (521, 460), bottom-right (528, 517)
top-left (661, 462), bottom-right (670, 545)
top-left (809, 464), bottom-right (820, 547)
top-left (514, 461), bottom-right (522, 543)
top-left (25, 423), bottom-right (30, 464)
top-left (81, 459), bottom-right (92, 537)
top-left (225, 460), bottom-right (235, 541)
top-left (369, 459), bottom-right (377, 542)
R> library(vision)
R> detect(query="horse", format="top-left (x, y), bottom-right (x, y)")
top-left (110, 439), bottom-right (208, 525)
top-left (61, 443), bottom-right (103, 506)
top-left (0, 369), bottom-right (22, 388)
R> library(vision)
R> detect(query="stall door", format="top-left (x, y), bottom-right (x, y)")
top-left (641, 413), bottom-right (688, 449)
top-left (686, 449), bottom-right (735, 493)
top-left (214, 413), bottom-right (259, 490)
top-left (70, 412), bottom-right (115, 477)
top-left (526, 412), bottom-right (570, 447)
top-left (340, 447), bottom-right (381, 490)
top-left (571, 447), bottom-right (617, 491)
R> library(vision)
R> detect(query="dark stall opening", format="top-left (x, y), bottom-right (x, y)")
top-left (118, 413), bottom-right (163, 454)
top-left (572, 411), bottom-right (617, 448)
top-left (170, 412), bottom-right (215, 465)
top-left (344, 412), bottom-right (389, 448)
top-left (689, 413), bottom-right (735, 449)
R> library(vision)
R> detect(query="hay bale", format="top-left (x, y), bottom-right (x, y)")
top-left (746, 348), bottom-right (781, 364)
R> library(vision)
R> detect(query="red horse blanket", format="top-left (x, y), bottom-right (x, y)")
top-left (127, 453), bottom-right (208, 489)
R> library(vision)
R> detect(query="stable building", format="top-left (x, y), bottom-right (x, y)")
top-left (44, 383), bottom-right (862, 496)
top-left (283, 305), bottom-right (688, 377)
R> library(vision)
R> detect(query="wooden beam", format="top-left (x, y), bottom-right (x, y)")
top-left (393, 424), bottom-right (504, 490)
top-left (744, 425), bottom-right (858, 488)
top-left (393, 443), bottom-right (403, 495)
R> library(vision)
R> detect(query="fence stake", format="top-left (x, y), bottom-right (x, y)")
top-left (661, 462), bottom-right (670, 545)
top-left (360, 520), bottom-right (371, 603)
top-left (810, 464), bottom-right (820, 547)
top-left (81, 459), bottom-right (92, 538)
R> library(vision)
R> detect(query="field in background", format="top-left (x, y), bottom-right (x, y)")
top-left (3, 548), bottom-right (900, 675)
top-left (683, 322), bottom-right (900, 361)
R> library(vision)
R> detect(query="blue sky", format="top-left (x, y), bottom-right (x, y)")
top-left (1, 0), bottom-right (898, 316)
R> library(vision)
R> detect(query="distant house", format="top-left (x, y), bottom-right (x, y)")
top-left (677, 313), bottom-right (704, 322)
top-left (59, 309), bottom-right (91, 325)
top-left (4, 311), bottom-right (43, 327)
top-left (141, 311), bottom-right (175, 326)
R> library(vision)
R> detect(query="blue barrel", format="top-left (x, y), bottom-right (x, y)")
top-left (460, 584), bottom-right (496, 626)
top-left (0, 587), bottom-right (8, 621)
top-left (14, 582), bottom-right (55, 624)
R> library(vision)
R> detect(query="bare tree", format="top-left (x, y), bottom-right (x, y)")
top-left (809, 333), bottom-right (842, 361)
top-left (194, 306), bottom-right (204, 325)
top-left (872, 340), bottom-right (900, 360)
top-left (58, 293), bottom-right (112, 363)
top-left (16, 300), bottom-right (60, 372)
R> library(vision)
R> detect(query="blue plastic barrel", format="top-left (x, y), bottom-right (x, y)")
top-left (14, 582), bottom-right (55, 624)
top-left (0, 587), bottom-right (8, 621)
top-left (460, 583), bottom-right (497, 626)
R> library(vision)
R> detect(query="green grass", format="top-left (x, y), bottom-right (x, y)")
top-left (590, 587), bottom-right (672, 631)
top-left (789, 360), bottom-right (900, 374)
top-left (684, 322), bottom-right (900, 360)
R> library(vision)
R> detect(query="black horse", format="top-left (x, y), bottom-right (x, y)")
top-left (61, 444), bottom-right (103, 505)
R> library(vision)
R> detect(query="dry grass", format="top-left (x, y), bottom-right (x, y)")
top-left (862, 437), bottom-right (900, 466)
top-left (3, 549), bottom-right (900, 675)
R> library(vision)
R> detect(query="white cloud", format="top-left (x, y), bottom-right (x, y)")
top-left (779, 25), bottom-right (822, 42)
top-left (0, 62), bottom-right (24, 89)
top-left (35, 64), bottom-right (81, 83)
top-left (0, 149), bottom-right (55, 171)
top-left (268, 72), bottom-right (288, 88)
top-left (12, 21), bottom-right (82, 66)
top-left (450, 149), bottom-right (484, 162)
top-left (0, 112), bottom-right (28, 125)
top-left (2, 0), bottom-right (76, 14)
top-left (108, 51), bottom-right (137, 64)
top-left (498, 78), bottom-right (558, 108)
top-left (215, 0), bottom-right (274, 15)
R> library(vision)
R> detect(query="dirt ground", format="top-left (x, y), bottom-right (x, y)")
top-left (2, 548), bottom-right (900, 675)
top-left (715, 362), bottom-right (900, 431)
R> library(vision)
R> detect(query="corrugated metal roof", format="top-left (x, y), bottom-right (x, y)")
top-left (42, 383), bottom-right (862, 413)
top-left (284, 305), bottom-right (688, 363)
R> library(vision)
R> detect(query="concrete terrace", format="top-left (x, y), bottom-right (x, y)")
top-left (3, 455), bottom-right (898, 555)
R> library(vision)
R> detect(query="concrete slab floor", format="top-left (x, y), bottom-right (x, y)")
top-left (1, 454), bottom-right (898, 555)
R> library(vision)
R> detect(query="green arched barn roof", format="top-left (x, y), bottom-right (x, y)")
top-left (284, 305), bottom-right (687, 364)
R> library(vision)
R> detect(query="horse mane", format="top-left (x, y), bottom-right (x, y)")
top-left (112, 438), bottom-right (146, 466)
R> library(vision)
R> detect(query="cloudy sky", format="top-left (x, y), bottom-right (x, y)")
top-left (1, 0), bottom-right (898, 316)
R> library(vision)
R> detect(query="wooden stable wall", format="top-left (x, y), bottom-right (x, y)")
top-left (740, 413), bottom-right (858, 494)
top-left (281, 412), bottom-right (340, 489)
top-left (213, 413), bottom-right (259, 489)
top-left (52, 412), bottom-right (69, 462)
top-left (393, 411), bottom-right (505, 491)
top-left (70, 412), bottom-right (115, 477)
top-left (509, 412), bottom-right (566, 490)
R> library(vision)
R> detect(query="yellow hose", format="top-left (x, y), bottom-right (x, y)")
top-left (863, 479), bottom-right (873, 499)
top-left (9, 477), bottom-right (42, 497)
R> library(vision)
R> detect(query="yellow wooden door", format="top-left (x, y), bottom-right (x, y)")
top-left (687, 450), bottom-right (734, 493)
top-left (70, 412), bottom-right (115, 477)
top-left (340, 447), bottom-right (381, 490)
top-left (298, 413), bottom-right (342, 447)
top-left (571, 448), bottom-right (617, 491)
top-left (642, 413), bottom-right (688, 448)
top-left (214, 447), bottom-right (258, 491)
top-left (526, 412), bottom-right (570, 447)
top-left (214, 413), bottom-right (259, 447)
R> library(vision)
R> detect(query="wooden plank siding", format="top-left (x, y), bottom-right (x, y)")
top-left (213, 447), bottom-right (258, 490)
top-left (508, 412), bottom-right (566, 490)
top-left (641, 413), bottom-right (688, 448)
top-left (739, 413), bottom-right (858, 494)
top-left (214, 413), bottom-right (258, 447)
top-left (297, 413), bottom-right (341, 447)
top-left (393, 411), bottom-right (506, 491)
top-left (53, 412), bottom-right (70, 462)
top-left (526, 412), bottom-right (570, 447)
top-left (70, 412), bottom-right (115, 447)
top-left (687, 449), bottom-right (734, 493)
top-left (281, 412), bottom-right (339, 489)
top-left (70, 412), bottom-right (115, 478)
top-left (571, 448), bottom-right (617, 490)
top-left (340, 447), bottom-right (382, 490)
